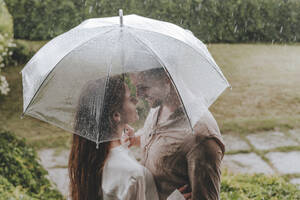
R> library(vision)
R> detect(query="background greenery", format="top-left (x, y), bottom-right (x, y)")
top-left (0, 130), bottom-right (64, 200)
top-left (4, 0), bottom-right (300, 43)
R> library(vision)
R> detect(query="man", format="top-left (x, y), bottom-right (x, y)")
top-left (130, 68), bottom-right (225, 200)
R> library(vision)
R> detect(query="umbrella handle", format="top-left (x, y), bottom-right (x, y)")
top-left (119, 9), bottom-right (123, 27)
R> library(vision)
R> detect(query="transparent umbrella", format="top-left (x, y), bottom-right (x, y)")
top-left (20, 10), bottom-right (230, 147)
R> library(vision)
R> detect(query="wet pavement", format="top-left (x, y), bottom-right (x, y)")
top-left (222, 130), bottom-right (300, 190)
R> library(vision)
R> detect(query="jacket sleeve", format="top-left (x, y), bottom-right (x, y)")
top-left (186, 135), bottom-right (224, 200)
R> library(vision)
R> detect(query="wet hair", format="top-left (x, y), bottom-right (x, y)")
top-left (68, 75), bottom-right (125, 200)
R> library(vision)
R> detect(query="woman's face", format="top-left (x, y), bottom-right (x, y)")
top-left (121, 84), bottom-right (139, 124)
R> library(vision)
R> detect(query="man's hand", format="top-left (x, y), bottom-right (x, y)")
top-left (178, 184), bottom-right (191, 200)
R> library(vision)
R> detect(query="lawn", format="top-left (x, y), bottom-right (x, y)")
top-left (1, 42), bottom-right (300, 149)
top-left (209, 43), bottom-right (300, 134)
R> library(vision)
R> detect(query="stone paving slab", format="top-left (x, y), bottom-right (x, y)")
top-left (246, 131), bottom-right (299, 150)
top-left (289, 129), bottom-right (300, 143)
top-left (38, 149), bottom-right (69, 168)
top-left (47, 168), bottom-right (69, 198)
top-left (223, 134), bottom-right (251, 152)
top-left (38, 149), bottom-right (70, 198)
top-left (290, 178), bottom-right (300, 190)
top-left (265, 151), bottom-right (300, 174)
top-left (222, 153), bottom-right (274, 174)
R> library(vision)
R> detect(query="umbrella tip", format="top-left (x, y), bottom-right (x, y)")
top-left (119, 9), bottom-right (123, 27)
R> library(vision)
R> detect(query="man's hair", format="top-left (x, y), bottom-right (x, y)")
top-left (139, 67), bottom-right (168, 81)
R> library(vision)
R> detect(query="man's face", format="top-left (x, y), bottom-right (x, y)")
top-left (133, 73), bottom-right (170, 107)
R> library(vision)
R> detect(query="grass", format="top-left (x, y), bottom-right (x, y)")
top-left (1, 42), bottom-right (300, 150)
top-left (208, 43), bottom-right (300, 134)
top-left (221, 170), bottom-right (300, 200)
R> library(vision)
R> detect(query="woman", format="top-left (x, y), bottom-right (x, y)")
top-left (68, 75), bottom-right (189, 200)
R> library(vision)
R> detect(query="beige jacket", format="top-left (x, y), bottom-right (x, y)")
top-left (139, 106), bottom-right (225, 200)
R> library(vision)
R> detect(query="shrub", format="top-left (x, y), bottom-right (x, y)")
top-left (0, 0), bottom-right (15, 96)
top-left (221, 171), bottom-right (300, 199)
top-left (0, 130), bottom-right (64, 199)
top-left (4, 0), bottom-right (300, 43)
top-left (0, 175), bottom-right (34, 200)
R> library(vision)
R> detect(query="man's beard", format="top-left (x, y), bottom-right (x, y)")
top-left (151, 99), bottom-right (162, 108)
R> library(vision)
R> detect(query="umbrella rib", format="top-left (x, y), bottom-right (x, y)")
top-left (126, 26), bottom-right (231, 88)
top-left (96, 51), bottom-right (113, 148)
top-left (21, 27), bottom-right (116, 118)
top-left (127, 30), bottom-right (194, 133)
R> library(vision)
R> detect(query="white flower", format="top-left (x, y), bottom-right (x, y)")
top-left (9, 51), bottom-right (13, 56)
top-left (0, 75), bottom-right (10, 95)
top-left (8, 42), bottom-right (16, 47)
top-left (0, 63), bottom-right (4, 68)
top-left (0, 75), bottom-right (5, 82)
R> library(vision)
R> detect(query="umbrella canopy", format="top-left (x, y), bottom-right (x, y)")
top-left (21, 10), bottom-right (230, 145)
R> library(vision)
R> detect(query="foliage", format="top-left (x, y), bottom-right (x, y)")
top-left (11, 40), bottom-right (36, 64)
top-left (3, 0), bottom-right (300, 43)
top-left (0, 175), bottom-right (34, 200)
top-left (0, 0), bottom-right (14, 96)
top-left (221, 171), bottom-right (300, 199)
top-left (0, 130), bottom-right (64, 199)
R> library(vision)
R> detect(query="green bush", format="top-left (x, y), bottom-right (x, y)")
top-left (10, 40), bottom-right (35, 64)
top-left (0, 0), bottom-right (14, 96)
top-left (221, 171), bottom-right (300, 199)
top-left (0, 175), bottom-right (34, 200)
top-left (4, 0), bottom-right (300, 43)
top-left (0, 130), bottom-right (64, 199)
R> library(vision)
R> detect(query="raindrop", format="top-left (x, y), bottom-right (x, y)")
top-left (180, 19), bottom-right (183, 24)
top-left (234, 25), bottom-right (238, 33)
top-left (196, 3), bottom-right (202, 11)
top-left (294, 35), bottom-right (297, 41)
top-left (279, 26), bottom-right (283, 34)
top-left (89, 6), bottom-right (93, 13)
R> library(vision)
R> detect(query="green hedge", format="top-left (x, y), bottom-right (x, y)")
top-left (0, 130), bottom-right (64, 199)
top-left (4, 0), bottom-right (300, 43)
top-left (221, 171), bottom-right (300, 199)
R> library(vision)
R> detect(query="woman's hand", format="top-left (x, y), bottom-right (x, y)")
top-left (122, 124), bottom-right (141, 147)
top-left (178, 184), bottom-right (191, 200)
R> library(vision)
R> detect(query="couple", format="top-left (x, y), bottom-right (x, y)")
top-left (68, 68), bottom-right (225, 200)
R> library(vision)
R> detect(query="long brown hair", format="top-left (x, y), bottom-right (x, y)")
top-left (68, 75), bottom-right (126, 200)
